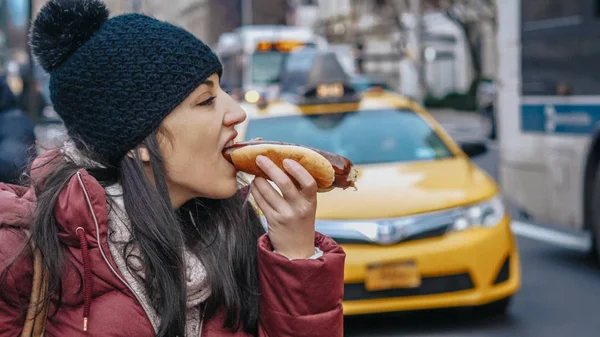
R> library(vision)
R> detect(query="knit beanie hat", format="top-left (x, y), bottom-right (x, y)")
top-left (30, 0), bottom-right (223, 163)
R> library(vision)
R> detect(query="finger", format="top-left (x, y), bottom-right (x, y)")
top-left (282, 159), bottom-right (318, 201)
top-left (250, 180), bottom-right (275, 215)
top-left (256, 155), bottom-right (301, 201)
top-left (253, 176), bottom-right (287, 212)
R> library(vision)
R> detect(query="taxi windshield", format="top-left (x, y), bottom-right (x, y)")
top-left (251, 51), bottom-right (287, 85)
top-left (244, 109), bottom-right (453, 165)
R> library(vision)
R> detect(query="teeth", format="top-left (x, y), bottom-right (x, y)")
top-left (225, 139), bottom-right (235, 148)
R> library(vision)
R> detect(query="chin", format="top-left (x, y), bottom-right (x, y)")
top-left (206, 178), bottom-right (241, 200)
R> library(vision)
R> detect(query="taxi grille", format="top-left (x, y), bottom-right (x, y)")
top-left (333, 225), bottom-right (450, 245)
top-left (344, 272), bottom-right (474, 301)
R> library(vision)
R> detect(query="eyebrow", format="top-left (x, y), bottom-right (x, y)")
top-left (202, 80), bottom-right (215, 88)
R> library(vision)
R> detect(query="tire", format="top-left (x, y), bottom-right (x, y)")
top-left (476, 297), bottom-right (512, 317)
top-left (590, 165), bottom-right (600, 262)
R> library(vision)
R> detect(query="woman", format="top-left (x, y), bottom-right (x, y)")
top-left (0, 1), bottom-right (345, 336)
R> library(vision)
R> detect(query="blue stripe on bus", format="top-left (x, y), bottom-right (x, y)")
top-left (521, 104), bottom-right (600, 134)
top-left (521, 105), bottom-right (546, 132)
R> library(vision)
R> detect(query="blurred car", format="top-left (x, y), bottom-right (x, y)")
top-left (236, 49), bottom-right (521, 317)
top-left (215, 25), bottom-right (329, 105)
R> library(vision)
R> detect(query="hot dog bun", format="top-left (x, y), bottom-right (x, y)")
top-left (229, 144), bottom-right (335, 191)
top-left (223, 140), bottom-right (357, 192)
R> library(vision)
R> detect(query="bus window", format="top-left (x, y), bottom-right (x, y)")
top-left (522, 1), bottom-right (580, 22)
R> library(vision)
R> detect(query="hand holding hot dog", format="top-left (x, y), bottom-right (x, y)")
top-left (250, 155), bottom-right (317, 259)
top-left (225, 139), bottom-right (358, 259)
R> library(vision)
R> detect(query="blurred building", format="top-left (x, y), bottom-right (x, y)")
top-left (307, 0), bottom-right (497, 99)
top-left (1, 0), bottom-right (33, 77)
top-left (1, 0), bottom-right (53, 120)
top-left (138, 0), bottom-right (290, 47)
top-left (32, 0), bottom-right (142, 16)
top-left (30, 0), bottom-right (291, 48)
top-left (287, 0), bottom-right (323, 29)
top-left (17, 0), bottom-right (293, 119)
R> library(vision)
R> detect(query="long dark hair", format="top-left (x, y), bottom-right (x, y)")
top-left (0, 129), bottom-right (265, 336)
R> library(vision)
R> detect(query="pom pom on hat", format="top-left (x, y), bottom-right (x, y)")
top-left (29, 0), bottom-right (109, 72)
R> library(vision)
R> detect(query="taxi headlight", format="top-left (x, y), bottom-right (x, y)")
top-left (244, 90), bottom-right (261, 104)
top-left (450, 194), bottom-right (506, 232)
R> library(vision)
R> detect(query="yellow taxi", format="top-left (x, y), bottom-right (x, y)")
top-left (236, 48), bottom-right (521, 317)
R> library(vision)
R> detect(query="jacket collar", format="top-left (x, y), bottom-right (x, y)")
top-left (55, 169), bottom-right (109, 248)
top-left (0, 145), bottom-right (111, 246)
top-left (0, 147), bottom-right (107, 236)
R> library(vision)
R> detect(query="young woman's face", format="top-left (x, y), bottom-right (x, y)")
top-left (157, 73), bottom-right (247, 207)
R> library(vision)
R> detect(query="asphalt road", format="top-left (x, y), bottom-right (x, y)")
top-left (344, 112), bottom-right (600, 337)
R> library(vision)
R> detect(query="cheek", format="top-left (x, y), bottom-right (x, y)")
top-left (162, 130), bottom-right (215, 176)
top-left (159, 124), bottom-right (225, 195)
top-left (161, 109), bottom-right (217, 166)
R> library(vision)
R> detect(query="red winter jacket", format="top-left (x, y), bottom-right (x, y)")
top-left (0, 168), bottom-right (345, 336)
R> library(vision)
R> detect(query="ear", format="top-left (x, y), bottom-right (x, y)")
top-left (126, 146), bottom-right (151, 163)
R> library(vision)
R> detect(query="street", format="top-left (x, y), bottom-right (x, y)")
top-left (344, 110), bottom-right (600, 337)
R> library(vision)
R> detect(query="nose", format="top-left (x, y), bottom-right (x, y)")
top-left (223, 95), bottom-right (247, 127)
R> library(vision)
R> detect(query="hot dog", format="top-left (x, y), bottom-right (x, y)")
top-left (223, 139), bottom-right (358, 192)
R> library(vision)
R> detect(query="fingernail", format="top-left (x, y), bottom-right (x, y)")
top-left (283, 159), bottom-right (293, 169)
top-left (256, 155), bottom-right (267, 166)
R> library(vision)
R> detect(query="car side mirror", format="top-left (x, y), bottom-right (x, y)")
top-left (460, 141), bottom-right (488, 158)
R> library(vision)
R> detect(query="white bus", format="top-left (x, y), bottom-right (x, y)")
top-left (497, 0), bottom-right (600, 258)
top-left (215, 25), bottom-right (328, 103)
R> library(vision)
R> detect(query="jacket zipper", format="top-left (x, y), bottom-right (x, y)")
top-left (75, 171), bottom-right (157, 332)
top-left (198, 303), bottom-right (205, 337)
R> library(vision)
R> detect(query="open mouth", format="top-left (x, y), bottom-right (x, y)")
top-left (223, 139), bottom-right (238, 164)
top-left (224, 139), bottom-right (236, 150)
top-left (222, 137), bottom-right (264, 164)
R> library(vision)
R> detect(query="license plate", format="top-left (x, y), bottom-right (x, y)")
top-left (365, 261), bottom-right (421, 291)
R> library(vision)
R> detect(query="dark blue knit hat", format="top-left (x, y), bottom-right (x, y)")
top-left (29, 0), bottom-right (223, 163)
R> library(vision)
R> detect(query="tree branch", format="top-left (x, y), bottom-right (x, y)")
top-left (443, 8), bottom-right (468, 32)
top-left (443, 7), bottom-right (482, 79)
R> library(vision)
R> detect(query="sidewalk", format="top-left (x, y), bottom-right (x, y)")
top-left (427, 108), bottom-right (491, 141)
top-left (427, 108), bottom-right (487, 127)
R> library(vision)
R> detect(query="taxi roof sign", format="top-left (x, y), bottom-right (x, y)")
top-left (256, 40), bottom-right (306, 52)
top-left (276, 40), bottom-right (306, 52)
top-left (256, 41), bottom-right (272, 51)
top-left (279, 49), bottom-right (362, 106)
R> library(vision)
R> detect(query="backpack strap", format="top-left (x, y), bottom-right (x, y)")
top-left (20, 245), bottom-right (50, 337)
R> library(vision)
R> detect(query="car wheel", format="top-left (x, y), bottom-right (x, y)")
top-left (590, 165), bottom-right (600, 262)
top-left (476, 297), bottom-right (512, 317)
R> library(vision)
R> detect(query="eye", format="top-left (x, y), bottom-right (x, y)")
top-left (198, 96), bottom-right (216, 107)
